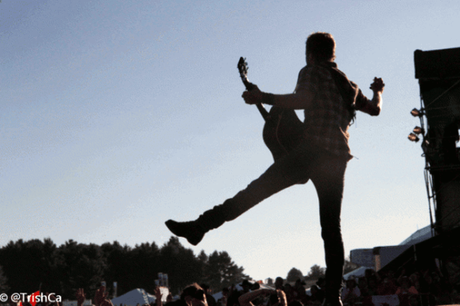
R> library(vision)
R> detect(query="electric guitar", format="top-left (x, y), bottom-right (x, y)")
top-left (237, 57), bottom-right (305, 161)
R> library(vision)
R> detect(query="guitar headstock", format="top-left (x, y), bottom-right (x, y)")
top-left (237, 57), bottom-right (253, 90)
top-left (238, 57), bottom-right (248, 78)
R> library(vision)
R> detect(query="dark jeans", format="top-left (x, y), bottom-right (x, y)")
top-left (198, 141), bottom-right (347, 297)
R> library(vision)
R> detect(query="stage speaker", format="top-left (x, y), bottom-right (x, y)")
top-left (415, 47), bottom-right (460, 233)
top-left (415, 48), bottom-right (460, 128)
top-left (415, 48), bottom-right (460, 166)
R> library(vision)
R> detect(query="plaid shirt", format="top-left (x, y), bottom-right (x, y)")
top-left (294, 62), bottom-right (370, 160)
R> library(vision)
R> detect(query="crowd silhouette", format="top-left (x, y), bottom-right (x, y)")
top-left (3, 264), bottom-right (459, 306)
top-left (62, 267), bottom-right (458, 306)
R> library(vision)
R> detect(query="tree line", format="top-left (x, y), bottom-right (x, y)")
top-left (0, 237), bottom-right (358, 302)
top-left (0, 237), bottom-right (246, 300)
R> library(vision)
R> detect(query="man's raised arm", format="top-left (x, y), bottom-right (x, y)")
top-left (357, 77), bottom-right (384, 116)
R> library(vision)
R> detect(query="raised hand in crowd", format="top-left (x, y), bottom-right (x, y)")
top-left (76, 288), bottom-right (86, 306)
top-left (99, 299), bottom-right (114, 306)
top-left (94, 285), bottom-right (112, 306)
top-left (154, 287), bottom-right (163, 306)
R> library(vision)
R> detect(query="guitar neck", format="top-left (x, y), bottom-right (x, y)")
top-left (247, 82), bottom-right (270, 121)
top-left (255, 102), bottom-right (269, 121)
top-left (241, 75), bottom-right (270, 121)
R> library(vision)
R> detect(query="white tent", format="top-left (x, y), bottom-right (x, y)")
top-left (111, 288), bottom-right (156, 306)
top-left (343, 266), bottom-right (374, 280)
top-left (212, 283), bottom-right (274, 302)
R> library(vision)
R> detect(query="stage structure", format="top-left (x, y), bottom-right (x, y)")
top-left (412, 47), bottom-right (460, 234)
top-left (410, 47), bottom-right (460, 285)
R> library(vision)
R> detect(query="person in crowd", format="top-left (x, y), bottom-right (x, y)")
top-left (167, 283), bottom-right (207, 306)
top-left (377, 277), bottom-right (397, 295)
top-left (364, 269), bottom-right (380, 288)
top-left (154, 287), bottom-right (163, 306)
top-left (77, 287), bottom-right (113, 306)
top-left (308, 285), bottom-right (324, 306)
top-left (395, 276), bottom-right (418, 306)
top-left (182, 283), bottom-right (208, 306)
top-left (166, 293), bottom-right (174, 305)
top-left (226, 284), bottom-right (243, 306)
top-left (239, 288), bottom-right (286, 306)
top-left (366, 277), bottom-right (379, 296)
top-left (283, 284), bottom-right (295, 305)
top-left (294, 279), bottom-right (309, 305)
top-left (275, 278), bottom-right (285, 291)
top-left (429, 271), bottom-right (454, 305)
top-left (357, 277), bottom-right (369, 298)
top-left (341, 278), bottom-right (361, 305)
top-left (220, 287), bottom-right (230, 306)
top-left (94, 285), bottom-right (114, 306)
top-left (200, 284), bottom-right (217, 306)
top-left (408, 273), bottom-right (421, 293)
top-left (315, 278), bottom-right (326, 292)
top-left (395, 276), bottom-right (418, 295)
top-left (357, 277), bottom-right (373, 306)
top-left (241, 280), bottom-right (253, 294)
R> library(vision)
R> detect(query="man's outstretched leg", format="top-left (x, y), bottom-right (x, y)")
top-left (165, 174), bottom-right (295, 245)
top-left (165, 144), bottom-right (312, 245)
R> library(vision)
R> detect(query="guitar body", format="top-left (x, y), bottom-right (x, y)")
top-left (238, 57), bottom-right (305, 162)
top-left (262, 106), bottom-right (304, 161)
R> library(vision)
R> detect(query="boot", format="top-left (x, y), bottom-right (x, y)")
top-left (165, 199), bottom-right (236, 245)
top-left (165, 220), bottom-right (206, 246)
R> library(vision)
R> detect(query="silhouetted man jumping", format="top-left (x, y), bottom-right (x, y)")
top-left (166, 32), bottom-right (384, 306)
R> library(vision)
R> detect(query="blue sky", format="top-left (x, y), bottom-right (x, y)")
top-left (1, 0), bottom-right (459, 281)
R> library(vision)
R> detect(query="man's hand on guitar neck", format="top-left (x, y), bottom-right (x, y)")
top-left (242, 85), bottom-right (264, 105)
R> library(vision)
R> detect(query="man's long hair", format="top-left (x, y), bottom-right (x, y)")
top-left (306, 32), bottom-right (336, 62)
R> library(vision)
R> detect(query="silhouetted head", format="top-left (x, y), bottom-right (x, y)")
top-left (241, 279), bottom-right (252, 292)
top-left (306, 32), bottom-right (336, 64)
top-left (275, 277), bottom-right (284, 289)
top-left (181, 283), bottom-right (207, 306)
top-left (346, 278), bottom-right (357, 288)
top-left (200, 284), bottom-right (210, 293)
